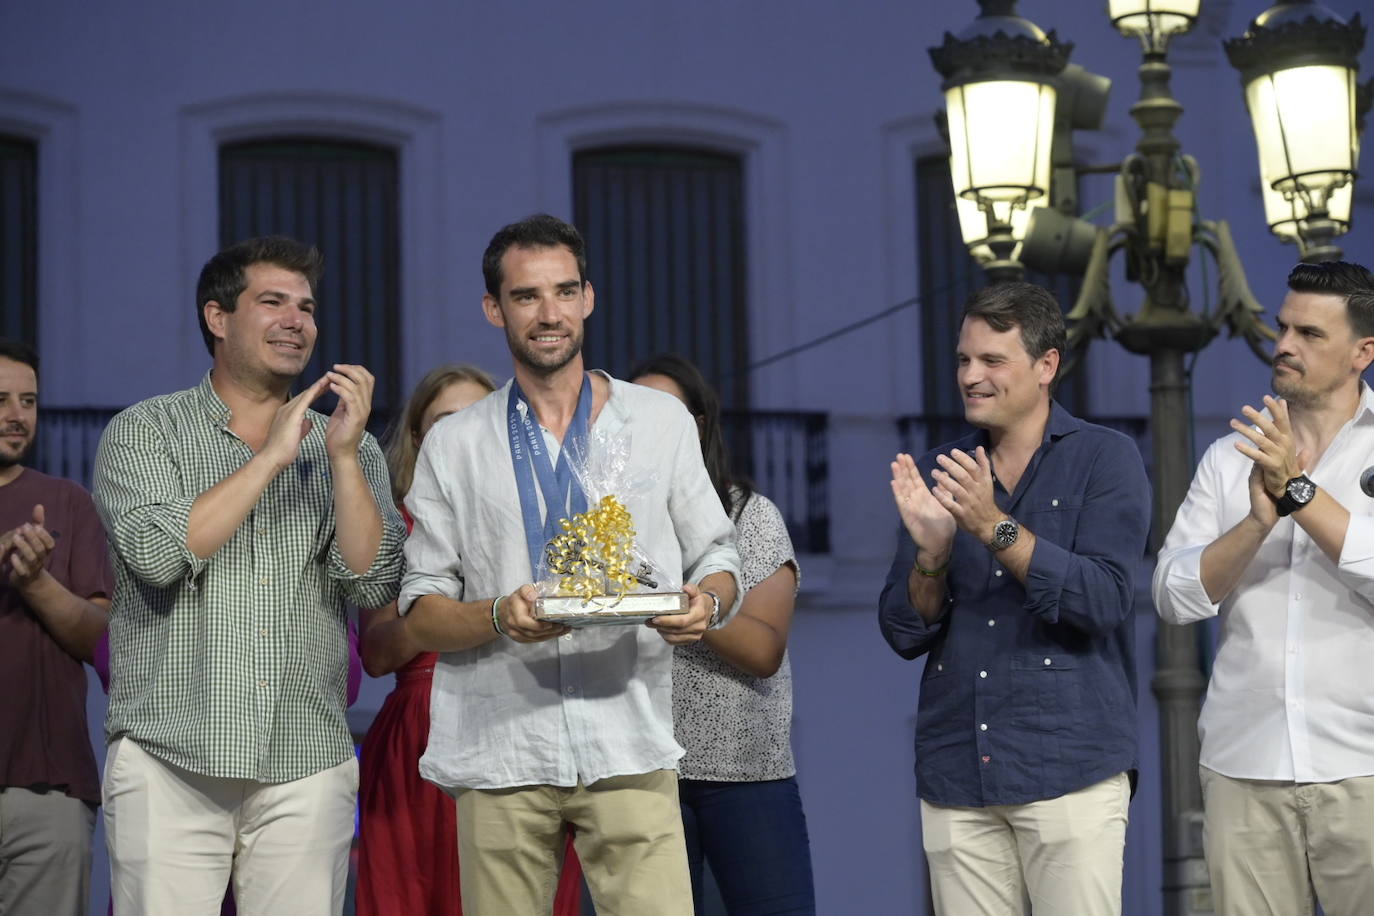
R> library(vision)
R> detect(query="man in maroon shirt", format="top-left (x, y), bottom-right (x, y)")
top-left (0, 339), bottom-right (113, 916)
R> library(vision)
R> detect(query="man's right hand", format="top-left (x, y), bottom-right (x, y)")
top-left (1, 504), bottom-right (54, 591)
top-left (496, 584), bottom-right (572, 643)
top-left (260, 375), bottom-right (332, 472)
top-left (891, 453), bottom-right (956, 562)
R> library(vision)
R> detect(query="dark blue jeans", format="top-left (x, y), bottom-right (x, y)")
top-left (678, 776), bottom-right (816, 916)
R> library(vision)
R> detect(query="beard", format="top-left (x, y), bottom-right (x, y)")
top-left (507, 324), bottom-right (584, 376)
top-left (1272, 358), bottom-right (1322, 409)
top-left (0, 431), bottom-right (33, 469)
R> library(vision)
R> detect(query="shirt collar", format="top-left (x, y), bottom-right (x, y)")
top-left (974, 399), bottom-right (1078, 451)
top-left (1045, 399), bottom-right (1082, 442)
top-left (1354, 380), bottom-right (1374, 424)
top-left (591, 369), bottom-right (627, 433)
top-left (195, 370), bottom-right (233, 428)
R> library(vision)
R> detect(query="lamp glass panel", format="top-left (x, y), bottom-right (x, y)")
top-left (1107, 0), bottom-right (1199, 37)
top-left (1262, 179), bottom-right (1352, 240)
top-left (1245, 65), bottom-right (1356, 195)
top-left (955, 191), bottom-right (1041, 261)
top-left (944, 80), bottom-right (1055, 204)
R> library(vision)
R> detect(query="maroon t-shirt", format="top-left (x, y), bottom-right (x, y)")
top-left (0, 467), bottom-right (114, 804)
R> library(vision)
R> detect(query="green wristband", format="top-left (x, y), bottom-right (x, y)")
top-left (492, 595), bottom-right (507, 637)
top-left (914, 557), bottom-right (949, 577)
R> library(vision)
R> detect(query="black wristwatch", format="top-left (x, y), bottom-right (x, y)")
top-left (987, 517), bottom-right (1020, 551)
top-left (1274, 474), bottom-right (1317, 517)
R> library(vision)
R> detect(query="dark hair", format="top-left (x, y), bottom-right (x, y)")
top-left (1287, 260), bottom-right (1374, 338)
top-left (383, 363), bottom-right (498, 503)
top-left (195, 236), bottom-right (324, 355)
top-left (628, 353), bottom-right (754, 515)
top-left (481, 214), bottom-right (588, 297)
top-left (0, 339), bottom-right (38, 379)
top-left (962, 281), bottom-right (1067, 362)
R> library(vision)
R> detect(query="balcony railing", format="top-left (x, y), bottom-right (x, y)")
top-left (31, 407), bottom-right (398, 492)
top-left (33, 406), bottom-right (834, 556)
top-left (723, 409), bottom-right (830, 555)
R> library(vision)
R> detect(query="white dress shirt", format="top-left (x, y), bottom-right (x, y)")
top-left (1154, 382), bottom-right (1374, 782)
top-left (399, 374), bottom-right (740, 791)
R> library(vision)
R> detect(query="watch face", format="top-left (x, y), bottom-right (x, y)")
top-left (991, 519), bottom-right (1019, 550)
top-left (1288, 477), bottom-right (1316, 505)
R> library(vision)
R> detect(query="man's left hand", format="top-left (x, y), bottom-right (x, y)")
top-left (930, 446), bottom-right (1005, 544)
top-left (325, 364), bottom-right (375, 460)
top-left (1232, 396), bottom-right (1308, 498)
top-left (647, 581), bottom-right (711, 645)
top-left (3, 504), bottom-right (54, 590)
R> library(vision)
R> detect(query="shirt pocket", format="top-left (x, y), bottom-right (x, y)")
top-left (1019, 494), bottom-right (1085, 550)
top-left (916, 656), bottom-right (961, 735)
top-left (1009, 653), bottom-right (1083, 731)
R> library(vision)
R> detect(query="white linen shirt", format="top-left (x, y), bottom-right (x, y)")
top-left (399, 374), bottom-right (741, 791)
top-left (1153, 382), bottom-right (1374, 783)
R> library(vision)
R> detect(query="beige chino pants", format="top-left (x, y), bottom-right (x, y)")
top-left (102, 737), bottom-right (357, 916)
top-left (1201, 766), bottom-right (1374, 916)
top-left (454, 769), bottom-right (692, 916)
top-left (920, 772), bottom-right (1130, 916)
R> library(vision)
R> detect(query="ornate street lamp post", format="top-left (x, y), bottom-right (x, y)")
top-left (1226, 1), bottom-right (1371, 262)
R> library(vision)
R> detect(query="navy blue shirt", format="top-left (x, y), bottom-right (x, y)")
top-left (879, 403), bottom-right (1150, 807)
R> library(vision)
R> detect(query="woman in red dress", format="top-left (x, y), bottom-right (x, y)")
top-left (357, 364), bottom-right (583, 916)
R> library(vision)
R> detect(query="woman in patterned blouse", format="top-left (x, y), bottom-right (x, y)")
top-left (632, 354), bottom-right (816, 916)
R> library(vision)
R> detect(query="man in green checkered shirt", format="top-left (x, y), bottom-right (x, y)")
top-left (93, 236), bottom-right (405, 915)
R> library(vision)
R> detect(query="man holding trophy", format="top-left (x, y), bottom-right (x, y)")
top-left (400, 214), bottom-right (740, 915)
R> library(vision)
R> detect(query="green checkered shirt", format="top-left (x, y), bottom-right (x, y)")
top-left (93, 372), bottom-right (405, 782)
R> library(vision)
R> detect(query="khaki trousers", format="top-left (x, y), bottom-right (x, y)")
top-left (1200, 766), bottom-right (1374, 916)
top-left (454, 769), bottom-right (691, 916)
top-left (102, 737), bottom-right (357, 916)
top-left (0, 786), bottom-right (95, 916)
top-left (920, 772), bottom-right (1130, 916)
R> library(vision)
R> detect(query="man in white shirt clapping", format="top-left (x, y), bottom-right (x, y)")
top-left (1154, 260), bottom-right (1374, 915)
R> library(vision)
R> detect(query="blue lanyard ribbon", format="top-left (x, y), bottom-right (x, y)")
top-left (508, 374), bottom-right (593, 580)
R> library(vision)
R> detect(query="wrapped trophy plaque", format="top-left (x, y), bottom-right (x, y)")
top-left (534, 494), bottom-right (689, 627)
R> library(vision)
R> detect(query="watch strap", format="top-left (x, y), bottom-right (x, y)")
top-left (1274, 474), bottom-right (1316, 517)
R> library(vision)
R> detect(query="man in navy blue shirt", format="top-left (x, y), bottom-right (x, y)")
top-left (879, 282), bottom-right (1149, 915)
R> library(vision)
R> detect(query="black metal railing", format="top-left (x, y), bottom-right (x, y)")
top-left (723, 409), bottom-right (830, 555)
top-left (35, 406), bottom-right (834, 555)
top-left (32, 407), bottom-right (398, 491)
top-left (32, 407), bottom-right (114, 490)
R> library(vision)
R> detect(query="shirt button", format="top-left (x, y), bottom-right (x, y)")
top-left (259, 628), bottom-right (269, 637)
top-left (257, 679), bottom-right (267, 688)
top-left (257, 527), bottom-right (267, 535)
top-left (1294, 593), bottom-right (1302, 600)
top-left (259, 576), bottom-right (270, 586)
top-left (1052, 498), bottom-right (1060, 507)
top-left (562, 633), bottom-right (573, 641)
top-left (987, 619), bottom-right (996, 627)
top-left (980, 723), bottom-right (988, 731)
top-left (1043, 657), bottom-right (1052, 666)
top-left (994, 570), bottom-right (1003, 577)
top-left (979, 670), bottom-right (988, 678)
top-left (936, 663), bottom-right (943, 671)
top-left (565, 686), bottom-right (576, 695)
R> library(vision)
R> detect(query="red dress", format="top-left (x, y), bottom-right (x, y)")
top-left (356, 657), bottom-right (585, 914)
